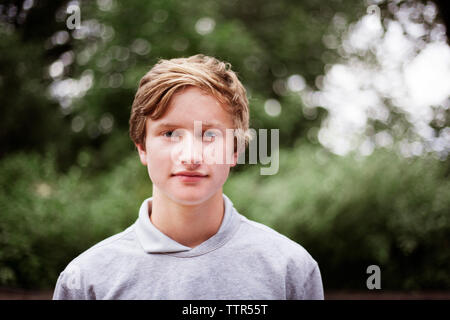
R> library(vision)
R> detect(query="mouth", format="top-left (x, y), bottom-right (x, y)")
top-left (171, 172), bottom-right (208, 182)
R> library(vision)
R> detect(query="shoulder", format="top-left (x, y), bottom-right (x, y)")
top-left (235, 214), bottom-right (319, 272)
top-left (238, 215), bottom-right (313, 256)
top-left (53, 225), bottom-right (138, 299)
top-left (77, 225), bottom-right (135, 261)
top-left (59, 224), bottom-right (138, 279)
top-left (235, 215), bottom-right (324, 299)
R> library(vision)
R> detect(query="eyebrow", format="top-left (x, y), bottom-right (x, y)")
top-left (153, 121), bottom-right (226, 130)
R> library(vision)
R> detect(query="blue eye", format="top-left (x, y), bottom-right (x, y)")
top-left (204, 130), bottom-right (217, 138)
top-left (163, 130), bottom-right (183, 140)
top-left (163, 131), bottom-right (174, 138)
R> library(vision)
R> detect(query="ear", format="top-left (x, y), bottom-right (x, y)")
top-left (230, 150), bottom-right (238, 167)
top-left (135, 143), bottom-right (148, 166)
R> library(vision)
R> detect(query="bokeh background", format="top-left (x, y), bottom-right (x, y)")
top-left (0, 0), bottom-right (449, 297)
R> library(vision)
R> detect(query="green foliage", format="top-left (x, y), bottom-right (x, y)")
top-left (0, 0), bottom-right (365, 171)
top-left (0, 151), bottom-right (151, 288)
top-left (225, 144), bottom-right (450, 290)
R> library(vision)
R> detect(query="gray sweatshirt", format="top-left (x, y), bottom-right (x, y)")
top-left (53, 194), bottom-right (324, 300)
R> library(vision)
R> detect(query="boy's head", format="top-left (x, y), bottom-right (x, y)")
top-left (129, 54), bottom-right (251, 151)
top-left (129, 54), bottom-right (251, 205)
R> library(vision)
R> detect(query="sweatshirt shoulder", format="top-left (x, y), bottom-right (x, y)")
top-left (53, 225), bottom-right (138, 300)
top-left (235, 214), bottom-right (324, 299)
top-left (236, 214), bottom-right (318, 265)
top-left (62, 224), bottom-right (137, 271)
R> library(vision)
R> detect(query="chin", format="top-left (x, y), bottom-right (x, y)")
top-left (169, 189), bottom-right (217, 206)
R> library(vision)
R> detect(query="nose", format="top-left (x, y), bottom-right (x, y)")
top-left (178, 133), bottom-right (203, 165)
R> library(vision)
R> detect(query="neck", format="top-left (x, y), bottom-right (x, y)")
top-left (149, 188), bottom-right (225, 248)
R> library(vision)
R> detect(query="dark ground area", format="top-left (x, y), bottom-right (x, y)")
top-left (0, 287), bottom-right (449, 300)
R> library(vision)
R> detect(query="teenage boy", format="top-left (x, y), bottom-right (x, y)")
top-left (53, 54), bottom-right (324, 300)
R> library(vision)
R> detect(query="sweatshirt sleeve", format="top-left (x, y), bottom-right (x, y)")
top-left (302, 262), bottom-right (324, 300)
top-left (52, 263), bottom-right (90, 300)
top-left (286, 260), bottom-right (324, 300)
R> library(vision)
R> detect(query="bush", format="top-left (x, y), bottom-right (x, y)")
top-left (225, 144), bottom-right (450, 290)
top-left (0, 151), bottom-right (151, 288)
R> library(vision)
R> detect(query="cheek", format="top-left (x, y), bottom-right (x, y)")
top-left (146, 144), bottom-right (173, 181)
top-left (211, 164), bottom-right (231, 184)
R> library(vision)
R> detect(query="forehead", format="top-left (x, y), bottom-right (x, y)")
top-left (147, 86), bottom-right (235, 131)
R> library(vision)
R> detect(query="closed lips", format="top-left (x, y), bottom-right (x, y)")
top-left (172, 172), bottom-right (207, 177)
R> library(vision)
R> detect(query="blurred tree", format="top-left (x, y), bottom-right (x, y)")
top-left (431, 0), bottom-right (449, 43)
top-left (0, 0), bottom-right (366, 173)
top-left (314, 0), bottom-right (450, 160)
top-left (0, 0), bottom-right (448, 171)
top-left (0, 0), bottom-right (73, 160)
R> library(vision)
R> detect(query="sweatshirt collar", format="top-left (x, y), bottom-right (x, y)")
top-left (134, 193), bottom-right (241, 257)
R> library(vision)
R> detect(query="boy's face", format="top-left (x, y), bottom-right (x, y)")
top-left (136, 86), bottom-right (238, 205)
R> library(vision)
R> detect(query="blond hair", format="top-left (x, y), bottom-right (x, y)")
top-left (129, 54), bottom-right (251, 152)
